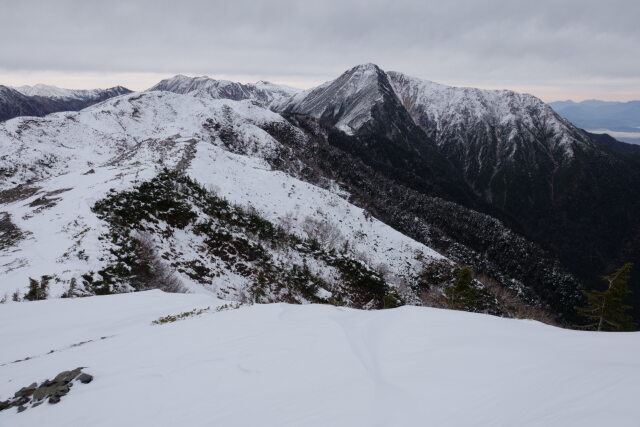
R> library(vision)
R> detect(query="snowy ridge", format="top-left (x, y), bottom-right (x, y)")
top-left (14, 84), bottom-right (130, 101)
top-left (1, 291), bottom-right (638, 426)
top-left (0, 91), bottom-right (443, 302)
top-left (14, 84), bottom-right (101, 100)
top-left (148, 75), bottom-right (300, 107)
top-left (0, 91), bottom-right (284, 189)
top-left (387, 71), bottom-right (593, 156)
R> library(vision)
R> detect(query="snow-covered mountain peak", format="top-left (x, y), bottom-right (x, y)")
top-left (148, 75), bottom-right (299, 108)
top-left (350, 62), bottom-right (383, 72)
top-left (274, 63), bottom-right (398, 134)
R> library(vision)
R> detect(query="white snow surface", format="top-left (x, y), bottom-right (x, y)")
top-left (1, 290), bottom-right (639, 426)
top-left (0, 91), bottom-right (442, 300)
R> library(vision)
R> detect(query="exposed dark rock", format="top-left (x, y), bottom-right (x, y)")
top-left (0, 184), bottom-right (40, 204)
top-left (14, 383), bottom-right (37, 398)
top-left (77, 373), bottom-right (93, 384)
top-left (0, 367), bottom-right (92, 413)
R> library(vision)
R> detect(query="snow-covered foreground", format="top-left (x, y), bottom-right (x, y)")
top-left (1, 291), bottom-right (638, 426)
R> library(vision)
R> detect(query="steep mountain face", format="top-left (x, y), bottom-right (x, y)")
top-left (271, 64), bottom-right (640, 320)
top-left (387, 71), bottom-right (592, 201)
top-left (276, 64), bottom-right (477, 206)
top-left (275, 63), bottom-right (396, 134)
top-left (386, 71), bottom-right (640, 314)
top-left (0, 84), bottom-right (131, 122)
top-left (148, 75), bottom-right (299, 107)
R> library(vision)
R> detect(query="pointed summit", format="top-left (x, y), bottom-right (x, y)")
top-left (350, 62), bottom-right (382, 71)
top-left (275, 63), bottom-right (397, 134)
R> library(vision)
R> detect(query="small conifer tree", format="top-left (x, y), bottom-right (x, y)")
top-left (576, 263), bottom-right (636, 331)
top-left (62, 278), bottom-right (78, 298)
top-left (39, 275), bottom-right (51, 299)
top-left (445, 267), bottom-right (480, 312)
top-left (24, 277), bottom-right (41, 301)
top-left (23, 275), bottom-right (51, 301)
top-left (251, 272), bottom-right (268, 303)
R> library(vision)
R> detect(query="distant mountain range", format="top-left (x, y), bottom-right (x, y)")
top-left (549, 99), bottom-right (640, 144)
top-left (2, 65), bottom-right (640, 324)
top-left (0, 84), bottom-right (131, 122)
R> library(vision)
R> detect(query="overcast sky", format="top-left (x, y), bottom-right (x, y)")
top-left (1, 0), bottom-right (639, 101)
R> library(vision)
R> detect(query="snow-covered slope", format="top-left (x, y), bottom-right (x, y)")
top-left (0, 91), bottom-right (442, 304)
top-left (149, 75), bottom-right (300, 108)
top-left (1, 291), bottom-right (638, 426)
top-left (0, 91), bottom-right (283, 188)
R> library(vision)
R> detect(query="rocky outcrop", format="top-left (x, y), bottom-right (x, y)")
top-left (0, 368), bottom-right (93, 413)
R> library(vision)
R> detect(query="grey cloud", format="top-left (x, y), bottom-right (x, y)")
top-left (1, 0), bottom-right (639, 98)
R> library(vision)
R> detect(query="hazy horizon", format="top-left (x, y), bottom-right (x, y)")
top-left (2, 68), bottom-right (638, 104)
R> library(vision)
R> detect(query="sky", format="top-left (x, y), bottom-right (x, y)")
top-left (1, 0), bottom-right (639, 102)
